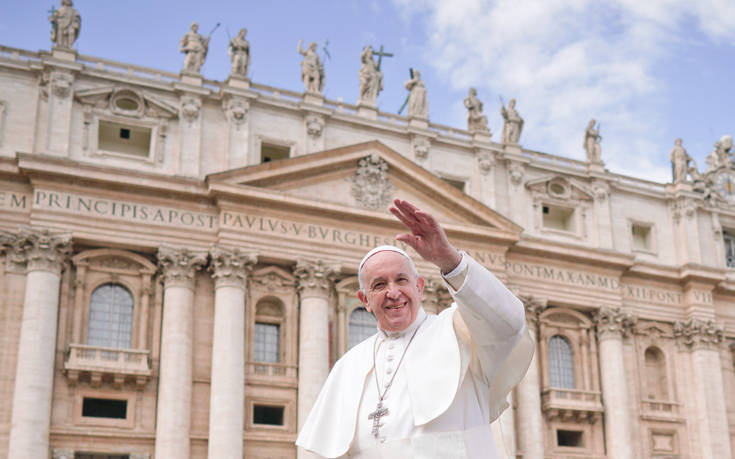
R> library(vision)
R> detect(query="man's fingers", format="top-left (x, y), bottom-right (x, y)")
top-left (389, 207), bottom-right (420, 232)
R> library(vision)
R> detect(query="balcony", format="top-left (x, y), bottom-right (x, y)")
top-left (640, 399), bottom-right (682, 423)
top-left (246, 361), bottom-right (297, 388)
top-left (541, 387), bottom-right (604, 423)
top-left (64, 344), bottom-right (152, 389)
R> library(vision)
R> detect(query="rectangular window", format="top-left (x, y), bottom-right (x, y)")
top-left (557, 429), bottom-right (584, 447)
top-left (632, 224), bottom-right (651, 251)
top-left (98, 120), bottom-right (151, 158)
top-left (82, 397), bottom-right (127, 419)
top-left (542, 205), bottom-right (574, 232)
top-left (260, 143), bottom-right (290, 163)
top-left (253, 404), bottom-right (284, 426)
top-left (253, 323), bottom-right (280, 363)
top-left (724, 231), bottom-right (735, 268)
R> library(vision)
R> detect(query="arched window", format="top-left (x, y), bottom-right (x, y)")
top-left (253, 298), bottom-right (283, 363)
top-left (549, 335), bottom-right (575, 389)
top-left (87, 283), bottom-right (134, 349)
top-left (349, 307), bottom-right (377, 349)
top-left (644, 346), bottom-right (668, 400)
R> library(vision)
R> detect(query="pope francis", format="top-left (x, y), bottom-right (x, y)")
top-left (296, 199), bottom-right (534, 458)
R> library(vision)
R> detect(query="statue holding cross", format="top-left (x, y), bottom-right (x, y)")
top-left (358, 45), bottom-right (392, 107)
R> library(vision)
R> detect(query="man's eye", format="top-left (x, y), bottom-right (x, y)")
top-left (372, 282), bottom-right (385, 290)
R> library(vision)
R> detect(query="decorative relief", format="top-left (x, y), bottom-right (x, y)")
top-left (508, 162), bottom-right (524, 186)
top-left (0, 230), bottom-right (28, 272)
top-left (422, 278), bottom-right (451, 314)
top-left (91, 257), bottom-right (139, 271)
top-left (157, 246), bottom-right (207, 289)
top-left (519, 294), bottom-right (547, 329)
top-left (180, 96), bottom-right (201, 123)
top-left (673, 318), bottom-right (723, 350)
top-left (591, 180), bottom-right (610, 202)
top-left (109, 88), bottom-right (145, 118)
top-left (222, 96), bottom-right (248, 126)
top-left (476, 150), bottom-right (495, 175)
top-left (209, 245), bottom-right (258, 289)
top-left (348, 153), bottom-right (394, 210)
top-left (52, 449), bottom-right (75, 459)
top-left (252, 266), bottom-right (297, 290)
top-left (412, 137), bottom-right (430, 161)
top-left (293, 259), bottom-right (339, 298)
top-left (0, 227), bottom-right (72, 273)
top-left (305, 114), bottom-right (325, 137)
top-left (670, 198), bottom-right (696, 224)
top-left (41, 71), bottom-right (74, 99)
top-left (593, 306), bottom-right (636, 340)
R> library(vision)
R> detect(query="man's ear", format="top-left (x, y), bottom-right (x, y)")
top-left (357, 289), bottom-right (371, 312)
top-left (417, 276), bottom-right (425, 297)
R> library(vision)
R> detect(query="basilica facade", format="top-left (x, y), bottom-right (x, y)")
top-left (1, 5), bottom-right (735, 459)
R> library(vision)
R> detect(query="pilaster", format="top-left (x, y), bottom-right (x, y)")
top-left (593, 307), bottom-right (635, 459)
top-left (178, 94), bottom-right (203, 177)
top-left (222, 94), bottom-right (251, 170)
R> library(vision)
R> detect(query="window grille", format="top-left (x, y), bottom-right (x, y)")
top-left (549, 335), bottom-right (575, 389)
top-left (349, 307), bottom-right (377, 349)
top-left (724, 232), bottom-right (735, 268)
top-left (87, 283), bottom-right (134, 349)
top-left (253, 323), bottom-right (280, 363)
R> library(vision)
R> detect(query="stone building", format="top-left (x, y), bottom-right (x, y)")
top-left (1, 6), bottom-right (735, 459)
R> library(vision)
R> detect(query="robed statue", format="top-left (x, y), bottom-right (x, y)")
top-left (464, 88), bottom-right (489, 133)
top-left (228, 28), bottom-right (250, 78)
top-left (501, 98), bottom-right (523, 144)
top-left (404, 69), bottom-right (428, 119)
top-left (584, 119), bottom-right (602, 162)
top-left (298, 40), bottom-right (325, 93)
top-left (358, 45), bottom-right (383, 106)
top-left (49, 0), bottom-right (81, 49)
top-left (670, 138), bottom-right (695, 183)
top-left (180, 22), bottom-right (210, 74)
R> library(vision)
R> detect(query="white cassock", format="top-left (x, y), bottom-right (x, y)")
top-left (296, 254), bottom-right (534, 458)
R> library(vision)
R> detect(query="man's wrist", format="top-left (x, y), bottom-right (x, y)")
top-left (441, 252), bottom-right (466, 277)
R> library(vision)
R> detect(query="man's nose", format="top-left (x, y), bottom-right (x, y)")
top-left (386, 283), bottom-right (401, 299)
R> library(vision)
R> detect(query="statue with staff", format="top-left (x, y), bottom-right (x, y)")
top-left (49, 0), bottom-right (81, 49)
top-left (584, 118), bottom-right (602, 162)
top-left (298, 39), bottom-right (325, 93)
top-left (500, 97), bottom-right (523, 144)
top-left (358, 45), bottom-right (392, 107)
top-left (401, 68), bottom-right (427, 119)
top-left (228, 28), bottom-right (250, 78)
top-left (180, 22), bottom-right (218, 74)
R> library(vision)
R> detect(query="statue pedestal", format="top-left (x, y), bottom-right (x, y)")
top-left (586, 160), bottom-right (606, 174)
top-left (226, 75), bottom-right (250, 89)
top-left (503, 143), bottom-right (522, 155)
top-left (303, 92), bottom-right (324, 106)
top-left (51, 47), bottom-right (77, 62)
top-left (357, 103), bottom-right (378, 120)
top-left (179, 72), bottom-right (203, 86)
top-left (408, 117), bottom-right (428, 129)
top-left (472, 131), bottom-right (492, 144)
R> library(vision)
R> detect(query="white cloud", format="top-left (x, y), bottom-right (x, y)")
top-left (391, 0), bottom-right (735, 182)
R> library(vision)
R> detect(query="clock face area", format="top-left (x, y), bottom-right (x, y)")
top-left (715, 171), bottom-right (735, 201)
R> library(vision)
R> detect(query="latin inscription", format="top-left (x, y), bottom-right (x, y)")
top-left (33, 190), bottom-right (217, 229)
top-left (504, 260), bottom-right (619, 290)
top-left (0, 191), bottom-right (29, 210)
top-left (624, 285), bottom-right (682, 305)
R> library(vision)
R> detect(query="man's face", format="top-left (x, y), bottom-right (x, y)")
top-left (357, 251), bottom-right (424, 332)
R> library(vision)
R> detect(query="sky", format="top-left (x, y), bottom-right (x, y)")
top-left (2, 0), bottom-right (735, 183)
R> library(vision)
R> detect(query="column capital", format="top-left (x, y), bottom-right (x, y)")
top-left (422, 278), bottom-right (451, 314)
top-left (674, 318), bottom-right (723, 350)
top-left (519, 294), bottom-right (547, 330)
top-left (594, 306), bottom-right (636, 341)
top-left (294, 259), bottom-right (339, 299)
top-left (157, 245), bottom-right (207, 290)
top-left (1, 227), bottom-right (71, 274)
top-left (52, 449), bottom-right (75, 459)
top-left (209, 245), bottom-right (257, 289)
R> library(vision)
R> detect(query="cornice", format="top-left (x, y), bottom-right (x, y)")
top-left (511, 235), bottom-right (634, 271)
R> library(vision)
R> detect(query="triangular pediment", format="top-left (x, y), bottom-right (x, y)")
top-left (75, 86), bottom-right (178, 119)
top-left (207, 141), bottom-right (521, 241)
top-left (526, 175), bottom-right (593, 202)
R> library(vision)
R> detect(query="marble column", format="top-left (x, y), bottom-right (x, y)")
top-left (4, 228), bottom-right (71, 459)
top-left (294, 259), bottom-right (338, 459)
top-left (515, 296), bottom-right (545, 459)
top-left (154, 246), bottom-right (207, 459)
top-left (594, 307), bottom-right (635, 459)
top-left (207, 246), bottom-right (257, 459)
top-left (674, 319), bottom-right (732, 459)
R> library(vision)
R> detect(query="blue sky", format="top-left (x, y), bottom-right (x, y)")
top-left (3, 0), bottom-right (734, 183)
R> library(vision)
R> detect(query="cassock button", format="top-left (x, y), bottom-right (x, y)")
top-left (386, 367), bottom-right (393, 375)
top-left (386, 354), bottom-right (394, 361)
top-left (387, 343), bottom-right (395, 350)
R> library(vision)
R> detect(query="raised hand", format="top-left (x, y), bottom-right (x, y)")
top-left (390, 199), bottom-right (461, 274)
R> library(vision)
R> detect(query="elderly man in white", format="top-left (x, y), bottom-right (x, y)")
top-left (297, 199), bottom-right (534, 458)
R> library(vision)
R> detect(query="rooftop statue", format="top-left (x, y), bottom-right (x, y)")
top-left (501, 98), bottom-right (523, 144)
top-left (228, 28), bottom-right (250, 78)
top-left (358, 45), bottom-right (383, 106)
top-left (404, 69), bottom-right (428, 119)
top-left (179, 22), bottom-right (210, 74)
top-left (464, 88), bottom-right (489, 133)
top-left (705, 135), bottom-right (733, 172)
top-left (298, 40), bottom-right (325, 93)
top-left (584, 119), bottom-right (602, 162)
top-left (49, 0), bottom-right (81, 49)
top-left (670, 138), bottom-right (696, 183)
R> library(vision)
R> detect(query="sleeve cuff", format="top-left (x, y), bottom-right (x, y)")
top-left (442, 251), bottom-right (467, 279)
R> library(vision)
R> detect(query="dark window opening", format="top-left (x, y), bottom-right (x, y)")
top-left (441, 177), bottom-right (465, 192)
top-left (260, 143), bottom-right (290, 163)
top-left (82, 397), bottom-right (127, 419)
top-left (75, 454), bottom-right (129, 459)
top-left (557, 429), bottom-right (584, 447)
top-left (543, 205), bottom-right (549, 214)
top-left (119, 128), bottom-right (130, 139)
top-left (253, 404), bottom-right (284, 426)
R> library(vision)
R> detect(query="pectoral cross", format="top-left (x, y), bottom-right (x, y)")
top-left (367, 400), bottom-right (389, 438)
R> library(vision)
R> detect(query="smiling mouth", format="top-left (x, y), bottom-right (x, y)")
top-left (385, 303), bottom-right (406, 310)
